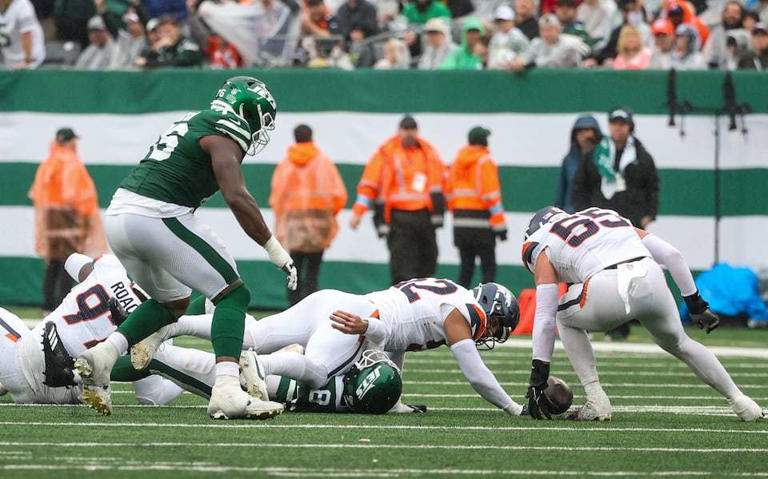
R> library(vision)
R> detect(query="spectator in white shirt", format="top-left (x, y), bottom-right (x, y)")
top-left (531, 13), bottom-right (585, 67)
top-left (0, 0), bottom-right (45, 69)
top-left (418, 17), bottom-right (456, 69)
top-left (648, 17), bottom-right (674, 69)
top-left (577, 0), bottom-right (618, 50)
top-left (74, 15), bottom-right (115, 70)
top-left (488, 4), bottom-right (533, 71)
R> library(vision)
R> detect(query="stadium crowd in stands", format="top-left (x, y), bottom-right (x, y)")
top-left (1, 0), bottom-right (767, 70)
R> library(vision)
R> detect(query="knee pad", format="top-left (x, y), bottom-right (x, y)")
top-left (217, 283), bottom-right (251, 311)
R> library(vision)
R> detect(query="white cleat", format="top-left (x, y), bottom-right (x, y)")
top-left (74, 341), bottom-right (119, 416)
top-left (567, 393), bottom-right (612, 421)
top-left (730, 395), bottom-right (765, 422)
top-left (130, 326), bottom-right (171, 370)
top-left (0, 382), bottom-right (8, 396)
top-left (388, 400), bottom-right (427, 414)
top-left (239, 350), bottom-right (269, 401)
top-left (207, 375), bottom-right (283, 420)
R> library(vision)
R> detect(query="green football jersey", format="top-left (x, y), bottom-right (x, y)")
top-left (274, 376), bottom-right (348, 413)
top-left (119, 107), bottom-right (252, 208)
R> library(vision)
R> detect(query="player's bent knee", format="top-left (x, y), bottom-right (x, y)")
top-left (216, 283), bottom-right (250, 310)
top-left (163, 297), bottom-right (191, 319)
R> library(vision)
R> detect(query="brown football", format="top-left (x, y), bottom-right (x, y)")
top-left (543, 376), bottom-right (574, 415)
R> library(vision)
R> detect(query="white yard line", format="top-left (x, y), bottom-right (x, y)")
top-left (405, 360), bottom-right (768, 369)
top-left (0, 441), bottom-right (766, 453)
top-left (403, 381), bottom-right (768, 388)
top-left (0, 423), bottom-right (766, 434)
top-left (403, 370), bottom-right (768, 378)
top-left (4, 464), bottom-right (768, 477)
top-left (401, 394), bottom-right (768, 400)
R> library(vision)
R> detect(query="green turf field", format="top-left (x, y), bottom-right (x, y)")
top-left (1, 327), bottom-right (767, 478)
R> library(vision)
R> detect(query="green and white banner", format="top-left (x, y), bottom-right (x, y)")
top-left (1, 70), bottom-right (766, 308)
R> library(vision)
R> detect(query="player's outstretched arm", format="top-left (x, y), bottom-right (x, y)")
top-left (205, 135), bottom-right (297, 290)
top-left (445, 309), bottom-right (523, 416)
top-left (635, 228), bottom-right (720, 333)
top-left (528, 252), bottom-right (559, 419)
top-left (330, 310), bottom-right (391, 347)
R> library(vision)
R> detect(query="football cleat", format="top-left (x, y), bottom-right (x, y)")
top-left (130, 325), bottom-right (171, 370)
top-left (207, 375), bottom-right (282, 420)
top-left (0, 382), bottom-right (8, 396)
top-left (388, 401), bottom-right (427, 414)
top-left (239, 350), bottom-right (269, 401)
top-left (730, 394), bottom-right (765, 422)
top-left (566, 392), bottom-right (612, 421)
top-left (74, 341), bottom-right (119, 415)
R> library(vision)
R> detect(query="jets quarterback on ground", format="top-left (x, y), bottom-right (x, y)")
top-left (521, 206), bottom-right (765, 422)
top-left (74, 76), bottom-right (294, 420)
top-left (133, 278), bottom-right (528, 415)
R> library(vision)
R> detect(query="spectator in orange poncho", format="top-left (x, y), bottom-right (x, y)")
top-left (28, 128), bottom-right (108, 311)
top-left (665, 0), bottom-right (709, 47)
top-left (270, 124), bottom-right (347, 305)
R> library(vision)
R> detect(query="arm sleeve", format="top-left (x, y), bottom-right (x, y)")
top-left (364, 317), bottom-right (391, 347)
top-left (642, 234), bottom-right (697, 296)
top-left (532, 283), bottom-right (559, 363)
top-left (450, 339), bottom-right (523, 415)
top-left (352, 152), bottom-right (384, 216)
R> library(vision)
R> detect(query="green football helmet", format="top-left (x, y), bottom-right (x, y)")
top-left (342, 350), bottom-right (402, 414)
top-left (212, 76), bottom-right (277, 154)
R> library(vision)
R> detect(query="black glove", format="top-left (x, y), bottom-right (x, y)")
top-left (495, 228), bottom-right (508, 242)
top-left (526, 359), bottom-right (553, 420)
top-left (684, 291), bottom-right (720, 334)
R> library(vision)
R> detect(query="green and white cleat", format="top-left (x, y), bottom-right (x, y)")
top-left (730, 394), bottom-right (765, 422)
top-left (239, 350), bottom-right (269, 401)
top-left (207, 375), bottom-right (282, 420)
top-left (74, 341), bottom-right (119, 416)
top-left (130, 326), bottom-right (171, 370)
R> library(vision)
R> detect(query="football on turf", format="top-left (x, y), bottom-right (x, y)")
top-left (544, 376), bottom-right (574, 415)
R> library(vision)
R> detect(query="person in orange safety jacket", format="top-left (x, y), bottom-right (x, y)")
top-left (445, 126), bottom-right (507, 288)
top-left (270, 124), bottom-right (347, 305)
top-left (349, 115), bottom-right (446, 285)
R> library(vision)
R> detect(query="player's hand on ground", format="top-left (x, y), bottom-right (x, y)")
top-left (282, 262), bottom-right (298, 291)
top-left (690, 309), bottom-right (720, 334)
top-left (527, 359), bottom-right (553, 420)
top-left (330, 310), bottom-right (368, 335)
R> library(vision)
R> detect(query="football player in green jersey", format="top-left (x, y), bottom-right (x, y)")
top-left (74, 76), bottom-right (296, 420)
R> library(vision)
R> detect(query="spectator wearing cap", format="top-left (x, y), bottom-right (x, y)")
top-left (418, 17), bottom-right (457, 69)
top-left (0, 0), bottom-right (46, 69)
top-left (440, 16), bottom-right (485, 69)
top-left (613, 25), bottom-right (651, 69)
top-left (335, 0), bottom-right (378, 40)
top-left (134, 15), bottom-right (203, 68)
top-left (555, 0), bottom-right (594, 47)
top-left (583, 0), bottom-right (649, 67)
top-left (703, 1), bottom-right (746, 69)
top-left (671, 24), bottom-right (705, 69)
top-left (577, 0), bottom-right (618, 51)
top-left (572, 107), bottom-right (659, 230)
top-left (269, 124), bottom-right (347, 306)
top-left (665, 1), bottom-right (709, 47)
top-left (488, 4), bottom-right (534, 71)
top-left (402, 0), bottom-right (451, 25)
top-left (446, 126), bottom-right (507, 288)
top-left (738, 22), bottom-right (768, 69)
top-left (514, 0), bottom-right (540, 40)
top-left (374, 37), bottom-right (412, 68)
top-left (29, 128), bottom-right (106, 311)
top-left (531, 14), bottom-right (587, 67)
top-left (74, 16), bottom-right (116, 69)
top-left (555, 115), bottom-right (602, 214)
top-left (648, 17), bottom-right (675, 69)
top-left (350, 115), bottom-right (446, 285)
top-left (91, 0), bottom-right (149, 69)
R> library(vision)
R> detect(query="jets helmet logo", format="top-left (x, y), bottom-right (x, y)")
top-left (355, 366), bottom-right (382, 399)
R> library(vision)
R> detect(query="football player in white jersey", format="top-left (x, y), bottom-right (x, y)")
top-left (0, 253), bottom-right (183, 408)
top-left (133, 279), bottom-right (525, 415)
top-left (521, 206), bottom-right (765, 422)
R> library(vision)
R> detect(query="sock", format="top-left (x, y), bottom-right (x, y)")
top-left (170, 315), bottom-right (214, 340)
top-left (110, 355), bottom-right (151, 382)
top-left (260, 351), bottom-right (327, 389)
top-left (186, 295), bottom-right (208, 315)
top-left (117, 299), bottom-right (177, 346)
top-left (106, 332), bottom-right (129, 356)
top-left (584, 382), bottom-right (608, 400)
top-left (151, 344), bottom-right (217, 398)
top-left (210, 284), bottom-right (250, 359)
top-left (215, 361), bottom-right (239, 378)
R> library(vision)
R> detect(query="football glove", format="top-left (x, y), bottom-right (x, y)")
top-left (526, 359), bottom-right (554, 420)
top-left (495, 228), bottom-right (508, 242)
top-left (282, 262), bottom-right (298, 291)
top-left (684, 291), bottom-right (720, 334)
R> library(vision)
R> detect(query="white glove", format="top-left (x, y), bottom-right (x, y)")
top-left (263, 236), bottom-right (298, 291)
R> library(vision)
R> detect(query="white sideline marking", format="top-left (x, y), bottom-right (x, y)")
top-left (401, 394), bottom-right (768, 401)
top-left (4, 465), bottom-right (768, 477)
top-left (1, 423), bottom-right (766, 434)
top-left (403, 381), bottom-right (768, 389)
top-left (496, 339), bottom-right (768, 358)
top-left (1, 442), bottom-right (766, 453)
top-left (405, 360), bottom-right (768, 369)
top-left (405, 370), bottom-right (768, 378)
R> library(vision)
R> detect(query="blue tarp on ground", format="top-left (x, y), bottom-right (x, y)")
top-left (680, 263), bottom-right (768, 322)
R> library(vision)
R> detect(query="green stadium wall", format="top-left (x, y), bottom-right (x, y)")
top-left (0, 69), bottom-right (766, 309)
